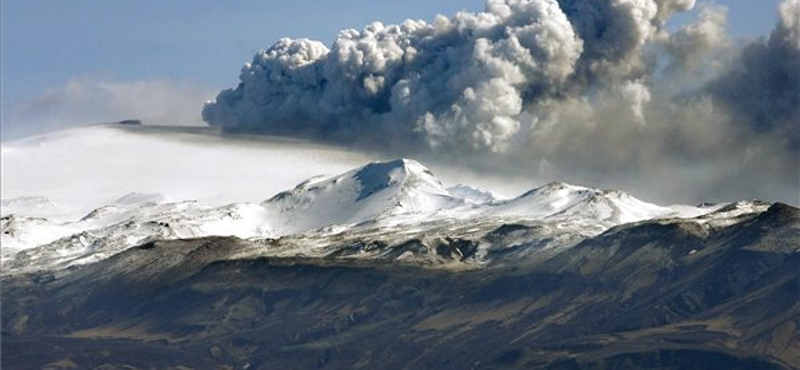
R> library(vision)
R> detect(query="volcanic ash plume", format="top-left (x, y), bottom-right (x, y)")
top-left (203, 0), bottom-right (800, 204)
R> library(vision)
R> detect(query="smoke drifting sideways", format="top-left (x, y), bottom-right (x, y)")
top-left (203, 0), bottom-right (800, 205)
top-left (3, 77), bottom-right (214, 141)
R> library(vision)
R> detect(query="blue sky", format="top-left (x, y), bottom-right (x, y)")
top-left (1, 0), bottom-right (784, 137)
top-left (3, 0), bottom-right (485, 101)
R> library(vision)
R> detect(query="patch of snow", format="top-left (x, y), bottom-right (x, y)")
top-left (447, 184), bottom-right (497, 204)
top-left (691, 200), bottom-right (771, 228)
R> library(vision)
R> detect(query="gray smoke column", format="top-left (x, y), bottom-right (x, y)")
top-left (204, 0), bottom-right (800, 204)
top-left (203, 0), bottom-right (588, 153)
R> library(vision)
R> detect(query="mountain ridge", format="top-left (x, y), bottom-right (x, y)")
top-left (3, 200), bottom-right (797, 369)
top-left (2, 157), bottom-right (779, 275)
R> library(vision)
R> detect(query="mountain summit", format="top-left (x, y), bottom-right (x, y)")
top-left (263, 159), bottom-right (464, 233)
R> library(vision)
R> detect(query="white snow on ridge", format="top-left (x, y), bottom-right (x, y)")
top-left (446, 182), bottom-right (715, 234)
top-left (447, 184), bottom-right (498, 203)
top-left (2, 200), bottom-right (277, 274)
top-left (691, 200), bottom-right (771, 228)
top-left (487, 182), bottom-right (595, 218)
top-left (1, 215), bottom-right (80, 255)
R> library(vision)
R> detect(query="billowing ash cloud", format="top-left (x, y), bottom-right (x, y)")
top-left (204, 0), bottom-right (800, 205)
top-left (204, 0), bottom-right (586, 153)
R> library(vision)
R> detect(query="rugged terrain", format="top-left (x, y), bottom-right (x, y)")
top-left (3, 201), bottom-right (798, 369)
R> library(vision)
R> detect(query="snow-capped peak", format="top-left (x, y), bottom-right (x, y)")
top-left (263, 158), bottom-right (463, 234)
top-left (351, 158), bottom-right (448, 201)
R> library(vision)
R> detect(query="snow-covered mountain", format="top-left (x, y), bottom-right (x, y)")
top-left (3, 151), bottom-right (772, 275)
top-left (481, 182), bottom-right (712, 232)
top-left (263, 158), bottom-right (466, 234)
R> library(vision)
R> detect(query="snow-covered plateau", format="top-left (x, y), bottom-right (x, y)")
top-left (1, 125), bottom-right (774, 275)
